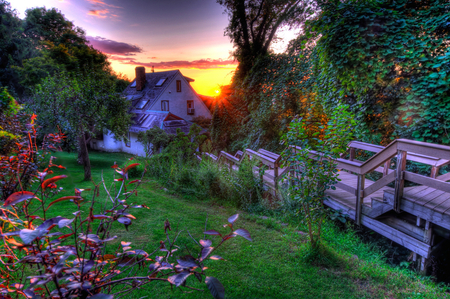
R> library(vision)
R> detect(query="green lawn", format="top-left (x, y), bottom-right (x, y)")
top-left (36, 151), bottom-right (449, 298)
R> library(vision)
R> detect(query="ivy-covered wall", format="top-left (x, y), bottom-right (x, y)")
top-left (211, 0), bottom-right (450, 151)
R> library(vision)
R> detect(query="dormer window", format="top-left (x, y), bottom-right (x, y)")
top-left (135, 100), bottom-right (147, 110)
top-left (156, 78), bottom-right (166, 87)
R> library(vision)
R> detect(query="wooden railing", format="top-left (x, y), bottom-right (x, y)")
top-left (201, 148), bottom-right (283, 190)
top-left (201, 139), bottom-right (450, 227)
top-left (292, 139), bottom-right (450, 225)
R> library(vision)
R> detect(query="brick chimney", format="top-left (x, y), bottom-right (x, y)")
top-left (135, 66), bottom-right (146, 91)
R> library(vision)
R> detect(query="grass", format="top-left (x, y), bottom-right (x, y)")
top-left (32, 151), bottom-right (450, 298)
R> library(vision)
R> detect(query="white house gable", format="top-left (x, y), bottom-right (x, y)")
top-left (148, 71), bottom-right (211, 121)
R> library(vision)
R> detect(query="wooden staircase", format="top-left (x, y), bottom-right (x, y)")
top-left (199, 138), bottom-right (450, 271)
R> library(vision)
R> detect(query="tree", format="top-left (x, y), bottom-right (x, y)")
top-left (0, 1), bottom-right (36, 97)
top-left (137, 127), bottom-right (171, 157)
top-left (281, 104), bottom-right (357, 249)
top-left (32, 72), bottom-right (132, 180)
top-left (217, 0), bottom-right (314, 80)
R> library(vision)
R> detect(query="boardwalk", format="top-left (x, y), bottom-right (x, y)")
top-left (200, 139), bottom-right (450, 271)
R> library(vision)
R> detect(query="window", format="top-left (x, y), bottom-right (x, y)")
top-left (176, 80), bottom-right (181, 92)
top-left (161, 100), bottom-right (169, 111)
top-left (125, 132), bottom-right (131, 147)
top-left (187, 100), bottom-right (194, 115)
top-left (135, 100), bottom-right (147, 109)
top-left (156, 78), bottom-right (166, 87)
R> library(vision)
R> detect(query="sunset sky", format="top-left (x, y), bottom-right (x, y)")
top-left (10, 0), bottom-right (296, 96)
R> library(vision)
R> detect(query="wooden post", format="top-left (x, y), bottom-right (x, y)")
top-left (430, 165), bottom-right (439, 179)
top-left (383, 160), bottom-right (390, 177)
top-left (355, 174), bottom-right (365, 226)
top-left (394, 150), bottom-right (407, 213)
top-left (274, 162), bottom-right (279, 190)
top-left (349, 148), bottom-right (355, 161)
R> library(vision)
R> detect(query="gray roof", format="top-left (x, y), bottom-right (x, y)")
top-left (124, 70), bottom-right (179, 111)
top-left (130, 110), bottom-right (195, 135)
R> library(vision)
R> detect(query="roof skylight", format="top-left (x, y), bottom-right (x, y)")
top-left (131, 80), bottom-right (136, 88)
top-left (135, 100), bottom-right (148, 109)
top-left (155, 78), bottom-right (167, 87)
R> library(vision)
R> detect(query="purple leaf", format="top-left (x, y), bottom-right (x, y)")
top-left (52, 252), bottom-right (73, 275)
top-left (199, 239), bottom-right (212, 247)
top-left (20, 229), bottom-right (44, 244)
top-left (228, 214), bottom-right (239, 224)
top-left (58, 218), bottom-right (74, 228)
top-left (233, 228), bottom-right (252, 241)
top-left (194, 271), bottom-right (202, 283)
top-left (38, 216), bottom-right (65, 230)
top-left (210, 255), bottom-right (225, 261)
top-left (82, 260), bottom-right (95, 274)
top-left (117, 217), bottom-right (131, 225)
top-left (204, 230), bottom-right (221, 236)
top-left (4, 191), bottom-right (37, 207)
top-left (168, 271), bottom-right (191, 287)
top-left (177, 256), bottom-right (197, 268)
top-left (90, 294), bottom-right (113, 299)
top-left (200, 246), bottom-right (214, 261)
top-left (118, 217), bottom-right (132, 231)
top-left (205, 276), bottom-right (225, 299)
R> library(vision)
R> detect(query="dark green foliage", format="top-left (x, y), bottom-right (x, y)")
top-left (165, 124), bottom-right (206, 162)
top-left (309, 0), bottom-right (450, 144)
top-left (0, 2), bottom-right (129, 97)
top-left (0, 88), bottom-right (22, 155)
top-left (143, 125), bottom-right (266, 208)
top-left (31, 72), bottom-right (132, 180)
top-left (137, 127), bottom-right (171, 157)
top-left (211, 48), bottom-right (316, 151)
top-left (281, 104), bottom-right (357, 248)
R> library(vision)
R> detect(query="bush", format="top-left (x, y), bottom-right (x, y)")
top-left (122, 158), bottom-right (146, 178)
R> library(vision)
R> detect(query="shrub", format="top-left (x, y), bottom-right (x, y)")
top-left (281, 104), bottom-right (357, 249)
top-left (0, 158), bottom-right (251, 299)
top-left (0, 114), bottom-right (252, 298)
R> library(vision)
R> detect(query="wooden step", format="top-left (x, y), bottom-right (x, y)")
top-left (362, 196), bottom-right (393, 218)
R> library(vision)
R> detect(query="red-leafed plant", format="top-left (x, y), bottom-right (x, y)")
top-left (0, 132), bottom-right (251, 298)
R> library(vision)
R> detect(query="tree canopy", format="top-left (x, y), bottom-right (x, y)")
top-left (32, 73), bottom-right (131, 180)
top-left (0, 1), bottom-right (128, 97)
top-left (217, 0), bottom-right (314, 80)
top-left (212, 0), bottom-right (450, 151)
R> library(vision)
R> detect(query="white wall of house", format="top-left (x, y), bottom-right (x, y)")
top-left (149, 72), bottom-right (212, 121)
top-left (90, 131), bottom-right (146, 157)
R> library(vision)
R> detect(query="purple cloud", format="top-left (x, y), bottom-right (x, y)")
top-left (87, 36), bottom-right (143, 56)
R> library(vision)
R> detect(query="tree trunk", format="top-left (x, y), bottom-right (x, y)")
top-left (78, 132), bottom-right (91, 181)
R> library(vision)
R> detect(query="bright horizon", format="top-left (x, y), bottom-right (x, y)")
top-left (10, 0), bottom-right (296, 96)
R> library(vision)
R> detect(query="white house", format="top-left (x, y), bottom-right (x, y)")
top-left (90, 67), bottom-right (212, 156)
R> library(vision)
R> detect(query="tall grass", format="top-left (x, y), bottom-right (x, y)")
top-left (143, 152), bottom-right (267, 209)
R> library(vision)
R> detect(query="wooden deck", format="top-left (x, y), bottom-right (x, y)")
top-left (201, 138), bottom-right (450, 271)
top-left (326, 171), bottom-right (393, 209)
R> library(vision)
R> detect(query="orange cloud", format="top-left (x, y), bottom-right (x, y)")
top-left (88, 9), bottom-right (109, 18)
top-left (87, 0), bottom-right (122, 18)
top-left (109, 56), bottom-right (238, 70)
top-left (87, 0), bottom-right (121, 9)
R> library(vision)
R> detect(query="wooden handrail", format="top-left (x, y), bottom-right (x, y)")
top-left (205, 138), bottom-right (450, 223)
